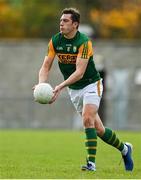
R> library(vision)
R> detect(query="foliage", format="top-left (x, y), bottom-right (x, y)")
top-left (90, 1), bottom-right (141, 39)
top-left (0, 0), bottom-right (141, 39)
top-left (0, 0), bottom-right (60, 38)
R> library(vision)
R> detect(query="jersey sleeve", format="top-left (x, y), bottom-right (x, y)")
top-left (77, 40), bottom-right (93, 59)
top-left (47, 39), bottom-right (56, 58)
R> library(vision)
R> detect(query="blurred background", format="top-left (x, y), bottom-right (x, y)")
top-left (0, 0), bottom-right (141, 130)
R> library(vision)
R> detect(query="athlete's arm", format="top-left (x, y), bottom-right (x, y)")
top-left (38, 39), bottom-right (56, 83)
top-left (38, 56), bottom-right (54, 83)
top-left (57, 57), bottom-right (88, 89)
top-left (33, 39), bottom-right (55, 91)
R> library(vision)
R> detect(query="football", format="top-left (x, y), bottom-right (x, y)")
top-left (33, 83), bottom-right (54, 104)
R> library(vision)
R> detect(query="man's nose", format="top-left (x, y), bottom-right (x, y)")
top-left (60, 21), bottom-right (63, 26)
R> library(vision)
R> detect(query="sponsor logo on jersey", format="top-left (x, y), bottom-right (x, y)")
top-left (57, 53), bottom-right (77, 64)
top-left (66, 44), bottom-right (72, 46)
top-left (56, 46), bottom-right (63, 50)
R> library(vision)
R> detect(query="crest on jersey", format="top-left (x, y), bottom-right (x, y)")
top-left (73, 46), bottom-right (77, 53)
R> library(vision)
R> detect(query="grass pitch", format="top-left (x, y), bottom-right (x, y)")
top-left (0, 130), bottom-right (140, 179)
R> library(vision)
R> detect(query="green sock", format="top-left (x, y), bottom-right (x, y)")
top-left (85, 128), bottom-right (97, 163)
top-left (99, 127), bottom-right (124, 151)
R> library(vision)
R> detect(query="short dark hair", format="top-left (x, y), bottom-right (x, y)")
top-left (61, 8), bottom-right (80, 24)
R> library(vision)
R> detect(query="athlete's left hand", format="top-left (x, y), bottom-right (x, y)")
top-left (48, 85), bottom-right (62, 104)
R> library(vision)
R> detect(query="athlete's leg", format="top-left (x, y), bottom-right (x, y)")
top-left (81, 81), bottom-right (103, 171)
top-left (95, 113), bottom-right (125, 151)
top-left (95, 113), bottom-right (134, 171)
top-left (81, 104), bottom-right (98, 171)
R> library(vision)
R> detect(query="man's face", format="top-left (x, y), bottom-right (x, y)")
top-left (60, 14), bottom-right (78, 35)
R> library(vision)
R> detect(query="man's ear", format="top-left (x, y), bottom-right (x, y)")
top-left (74, 22), bottom-right (78, 27)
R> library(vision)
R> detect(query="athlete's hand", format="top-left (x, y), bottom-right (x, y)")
top-left (49, 85), bottom-right (62, 104)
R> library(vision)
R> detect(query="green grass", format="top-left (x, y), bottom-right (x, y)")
top-left (0, 130), bottom-right (140, 179)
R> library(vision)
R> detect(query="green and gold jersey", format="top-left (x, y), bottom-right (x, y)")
top-left (47, 31), bottom-right (100, 89)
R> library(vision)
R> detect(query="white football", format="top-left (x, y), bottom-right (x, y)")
top-left (33, 83), bottom-right (54, 104)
